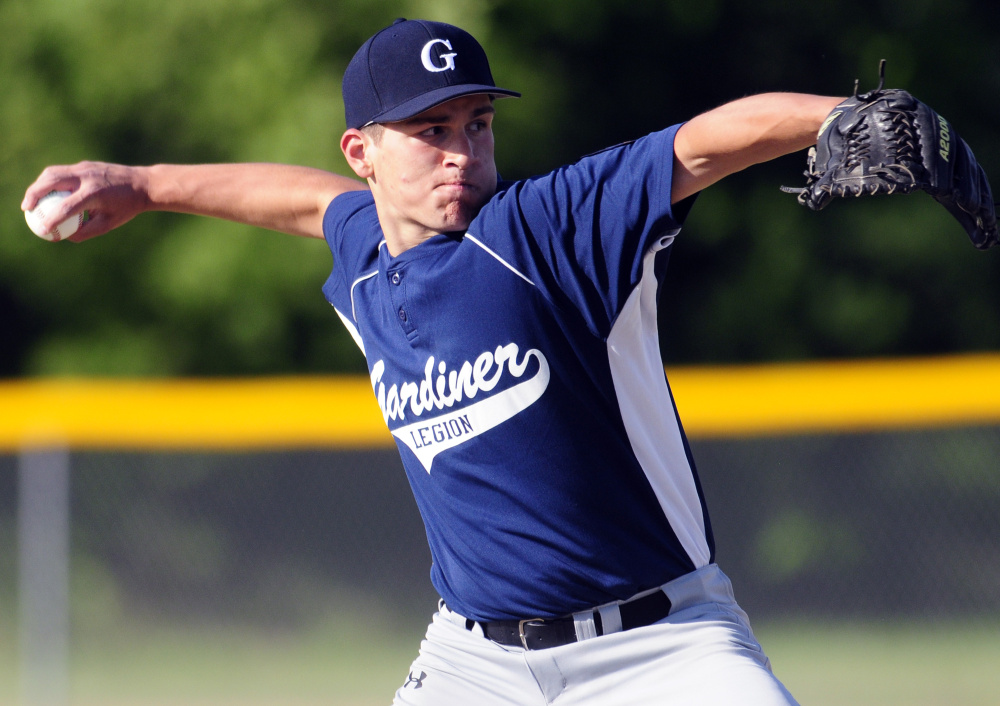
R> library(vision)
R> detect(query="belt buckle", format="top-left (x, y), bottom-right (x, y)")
top-left (518, 618), bottom-right (546, 650)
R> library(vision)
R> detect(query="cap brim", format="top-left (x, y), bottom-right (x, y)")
top-left (366, 85), bottom-right (520, 126)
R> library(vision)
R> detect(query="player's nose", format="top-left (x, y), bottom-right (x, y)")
top-left (443, 133), bottom-right (477, 168)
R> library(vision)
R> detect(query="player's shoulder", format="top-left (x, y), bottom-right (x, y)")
top-left (323, 189), bottom-right (382, 267)
top-left (327, 188), bottom-right (376, 220)
top-left (324, 189), bottom-right (377, 236)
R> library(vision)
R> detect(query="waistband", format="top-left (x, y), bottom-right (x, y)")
top-left (440, 563), bottom-right (732, 651)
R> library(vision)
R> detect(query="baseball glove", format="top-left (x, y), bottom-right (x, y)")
top-left (782, 61), bottom-right (998, 250)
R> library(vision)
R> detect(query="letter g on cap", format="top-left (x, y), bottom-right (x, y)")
top-left (421, 39), bottom-right (457, 72)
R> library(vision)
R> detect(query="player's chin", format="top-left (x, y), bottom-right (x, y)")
top-left (437, 195), bottom-right (487, 232)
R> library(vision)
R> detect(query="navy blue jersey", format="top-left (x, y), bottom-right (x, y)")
top-left (322, 124), bottom-right (714, 621)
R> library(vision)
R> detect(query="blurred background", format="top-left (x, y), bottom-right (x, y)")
top-left (2, 0), bottom-right (999, 704)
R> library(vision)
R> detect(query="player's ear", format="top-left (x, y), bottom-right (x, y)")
top-left (341, 129), bottom-right (375, 179)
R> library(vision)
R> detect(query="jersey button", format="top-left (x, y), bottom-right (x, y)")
top-left (391, 272), bottom-right (401, 285)
top-left (398, 307), bottom-right (407, 322)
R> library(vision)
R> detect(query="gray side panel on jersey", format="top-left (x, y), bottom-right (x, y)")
top-left (334, 306), bottom-right (366, 355)
top-left (605, 233), bottom-right (711, 569)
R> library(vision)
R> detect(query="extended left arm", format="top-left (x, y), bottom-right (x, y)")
top-left (671, 93), bottom-right (844, 203)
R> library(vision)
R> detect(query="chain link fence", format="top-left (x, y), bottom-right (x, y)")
top-left (2, 424), bottom-right (998, 636)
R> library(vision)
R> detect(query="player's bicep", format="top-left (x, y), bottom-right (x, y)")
top-left (670, 144), bottom-right (709, 205)
top-left (670, 117), bottom-right (748, 203)
top-left (287, 171), bottom-right (370, 239)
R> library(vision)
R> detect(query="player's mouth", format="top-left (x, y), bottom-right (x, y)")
top-left (437, 180), bottom-right (478, 194)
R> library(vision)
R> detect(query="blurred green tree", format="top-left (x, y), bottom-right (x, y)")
top-left (2, 0), bottom-right (999, 377)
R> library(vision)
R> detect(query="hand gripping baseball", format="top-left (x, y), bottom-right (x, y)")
top-left (22, 162), bottom-right (150, 243)
top-left (782, 61), bottom-right (999, 250)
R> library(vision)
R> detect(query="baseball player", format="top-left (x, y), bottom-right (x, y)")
top-left (22, 18), bottom-right (995, 706)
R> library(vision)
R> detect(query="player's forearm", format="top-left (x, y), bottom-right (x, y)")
top-left (144, 163), bottom-right (367, 238)
top-left (672, 93), bottom-right (845, 202)
top-left (23, 161), bottom-right (368, 242)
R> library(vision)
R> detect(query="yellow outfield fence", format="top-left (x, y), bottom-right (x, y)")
top-left (2, 353), bottom-right (999, 452)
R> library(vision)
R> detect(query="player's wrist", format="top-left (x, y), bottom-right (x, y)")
top-left (141, 164), bottom-right (181, 213)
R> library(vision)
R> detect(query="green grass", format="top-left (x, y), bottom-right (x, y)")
top-left (758, 621), bottom-right (1000, 706)
top-left (2, 619), bottom-right (999, 705)
top-left (71, 628), bottom-right (415, 706)
top-left (1, 616), bottom-right (421, 706)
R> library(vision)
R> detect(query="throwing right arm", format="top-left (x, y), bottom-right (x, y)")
top-left (21, 162), bottom-right (368, 242)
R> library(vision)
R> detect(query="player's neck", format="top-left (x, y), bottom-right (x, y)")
top-left (373, 194), bottom-right (475, 257)
top-left (378, 218), bottom-right (439, 257)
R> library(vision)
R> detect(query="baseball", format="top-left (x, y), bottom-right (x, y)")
top-left (24, 191), bottom-right (87, 242)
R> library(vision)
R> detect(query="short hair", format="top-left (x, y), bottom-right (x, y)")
top-left (361, 123), bottom-right (384, 144)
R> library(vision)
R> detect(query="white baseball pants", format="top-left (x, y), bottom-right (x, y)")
top-left (393, 564), bottom-right (798, 705)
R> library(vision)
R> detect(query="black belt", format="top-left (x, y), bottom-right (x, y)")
top-left (467, 589), bottom-right (672, 651)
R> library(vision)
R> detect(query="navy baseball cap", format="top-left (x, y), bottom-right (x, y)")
top-left (342, 19), bottom-right (520, 129)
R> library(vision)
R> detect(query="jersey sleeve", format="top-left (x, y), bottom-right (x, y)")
top-left (320, 190), bottom-right (381, 352)
top-left (479, 124), bottom-right (689, 338)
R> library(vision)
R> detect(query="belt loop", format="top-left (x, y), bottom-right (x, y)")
top-left (597, 603), bottom-right (622, 635)
top-left (572, 610), bottom-right (599, 641)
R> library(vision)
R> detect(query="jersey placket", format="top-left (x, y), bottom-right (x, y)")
top-left (387, 266), bottom-right (419, 342)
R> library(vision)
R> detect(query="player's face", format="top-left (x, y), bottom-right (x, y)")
top-left (367, 95), bottom-right (498, 250)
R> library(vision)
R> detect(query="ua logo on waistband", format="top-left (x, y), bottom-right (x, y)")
top-left (404, 670), bottom-right (427, 689)
top-left (421, 39), bottom-right (457, 72)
